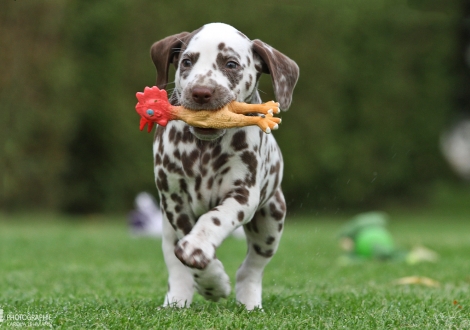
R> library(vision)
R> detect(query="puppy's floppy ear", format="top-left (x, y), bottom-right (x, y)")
top-left (252, 40), bottom-right (299, 111)
top-left (150, 32), bottom-right (190, 89)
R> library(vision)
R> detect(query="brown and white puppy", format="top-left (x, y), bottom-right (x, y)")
top-left (150, 22), bottom-right (299, 310)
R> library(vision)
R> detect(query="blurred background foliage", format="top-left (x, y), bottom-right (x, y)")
top-left (0, 0), bottom-right (464, 214)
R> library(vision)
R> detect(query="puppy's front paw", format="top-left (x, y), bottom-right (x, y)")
top-left (174, 237), bottom-right (215, 270)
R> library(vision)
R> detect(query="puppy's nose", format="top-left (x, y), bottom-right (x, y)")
top-left (192, 87), bottom-right (212, 104)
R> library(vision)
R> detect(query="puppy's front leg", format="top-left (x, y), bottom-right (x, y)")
top-left (175, 190), bottom-right (259, 268)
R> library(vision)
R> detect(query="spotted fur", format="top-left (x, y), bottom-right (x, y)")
top-left (150, 23), bottom-right (299, 310)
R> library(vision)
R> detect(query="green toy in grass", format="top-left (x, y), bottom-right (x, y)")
top-left (338, 211), bottom-right (439, 264)
top-left (339, 212), bottom-right (395, 260)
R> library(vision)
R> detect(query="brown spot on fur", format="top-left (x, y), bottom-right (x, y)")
top-left (174, 246), bottom-right (210, 269)
top-left (166, 211), bottom-right (174, 225)
top-left (275, 190), bottom-right (286, 212)
top-left (166, 161), bottom-right (184, 176)
top-left (266, 236), bottom-right (275, 245)
top-left (269, 202), bottom-right (284, 221)
top-left (253, 244), bottom-right (273, 258)
top-left (270, 161), bottom-right (281, 175)
top-left (171, 193), bottom-right (184, 205)
top-left (161, 194), bottom-right (168, 210)
top-left (245, 74), bottom-right (253, 91)
top-left (232, 186), bottom-right (250, 205)
top-left (163, 155), bottom-right (170, 168)
top-left (231, 130), bottom-right (248, 151)
top-left (179, 179), bottom-right (192, 203)
top-left (212, 145), bottom-right (222, 158)
top-left (181, 150), bottom-right (199, 177)
top-left (212, 217), bottom-right (221, 226)
top-left (175, 131), bottom-right (183, 144)
top-left (202, 152), bottom-right (211, 165)
top-left (195, 176), bottom-right (202, 192)
top-left (241, 151), bottom-right (258, 187)
top-left (260, 182), bottom-right (269, 202)
top-left (158, 139), bottom-right (164, 155)
top-left (156, 169), bottom-right (169, 192)
top-left (207, 177), bottom-right (214, 190)
top-left (213, 153), bottom-right (230, 171)
top-left (182, 126), bottom-right (195, 143)
top-left (169, 126), bottom-right (177, 143)
top-left (176, 214), bottom-right (192, 235)
top-left (155, 154), bottom-right (162, 166)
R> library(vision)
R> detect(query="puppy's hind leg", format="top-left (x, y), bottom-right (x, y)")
top-left (191, 259), bottom-right (231, 302)
top-left (236, 189), bottom-right (286, 310)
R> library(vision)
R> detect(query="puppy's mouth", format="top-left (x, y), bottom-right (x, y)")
top-left (182, 98), bottom-right (232, 141)
top-left (190, 127), bottom-right (226, 141)
top-left (186, 103), bottom-right (229, 141)
top-left (181, 101), bottom-right (228, 111)
top-left (179, 88), bottom-right (234, 140)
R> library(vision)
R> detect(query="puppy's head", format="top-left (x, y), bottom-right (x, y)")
top-left (151, 23), bottom-right (299, 141)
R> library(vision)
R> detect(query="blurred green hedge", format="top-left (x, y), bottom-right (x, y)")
top-left (0, 0), bottom-right (460, 213)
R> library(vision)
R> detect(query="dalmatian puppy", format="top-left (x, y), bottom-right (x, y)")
top-left (150, 22), bottom-right (299, 310)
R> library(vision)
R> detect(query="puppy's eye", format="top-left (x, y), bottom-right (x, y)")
top-left (182, 59), bottom-right (192, 68)
top-left (225, 61), bottom-right (239, 69)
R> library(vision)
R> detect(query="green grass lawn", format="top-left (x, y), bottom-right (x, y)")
top-left (0, 209), bottom-right (469, 329)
